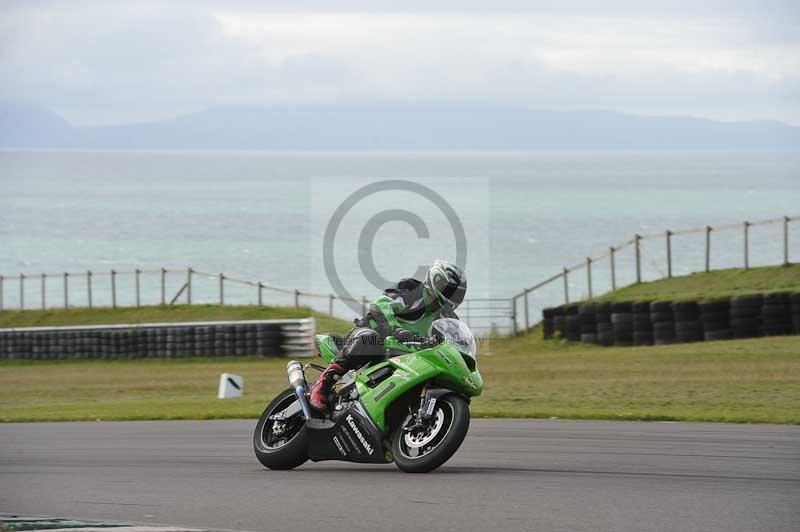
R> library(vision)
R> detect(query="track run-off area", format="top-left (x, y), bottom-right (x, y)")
top-left (1, 419), bottom-right (798, 532)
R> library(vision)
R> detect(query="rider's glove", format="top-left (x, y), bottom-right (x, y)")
top-left (393, 328), bottom-right (419, 344)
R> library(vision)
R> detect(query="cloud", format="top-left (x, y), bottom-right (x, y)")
top-left (0, 0), bottom-right (798, 125)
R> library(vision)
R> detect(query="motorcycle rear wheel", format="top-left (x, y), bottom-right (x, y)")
top-left (392, 394), bottom-right (470, 473)
top-left (254, 388), bottom-right (309, 470)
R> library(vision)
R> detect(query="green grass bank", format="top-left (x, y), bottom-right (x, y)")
top-left (0, 304), bottom-right (353, 336)
top-left (1, 330), bottom-right (797, 424)
top-left (593, 264), bottom-right (800, 303)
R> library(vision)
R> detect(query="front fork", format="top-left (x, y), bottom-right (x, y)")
top-left (405, 385), bottom-right (439, 432)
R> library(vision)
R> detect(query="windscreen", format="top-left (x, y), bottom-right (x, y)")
top-left (431, 318), bottom-right (477, 360)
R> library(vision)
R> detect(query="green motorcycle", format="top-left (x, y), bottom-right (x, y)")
top-left (253, 318), bottom-right (483, 473)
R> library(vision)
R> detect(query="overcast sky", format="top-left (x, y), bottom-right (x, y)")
top-left (1, 0), bottom-right (798, 126)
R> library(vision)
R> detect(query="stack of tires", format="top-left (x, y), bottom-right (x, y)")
top-left (541, 291), bottom-right (800, 345)
top-left (0, 319), bottom-right (315, 360)
top-left (673, 301), bottom-right (703, 343)
top-left (700, 300), bottom-right (732, 341)
top-left (579, 304), bottom-right (597, 344)
top-left (761, 293), bottom-right (793, 336)
top-left (611, 302), bottom-right (634, 346)
top-left (565, 304), bottom-right (582, 342)
top-left (552, 307), bottom-right (567, 338)
top-left (632, 302), bottom-right (654, 346)
top-left (542, 307), bottom-right (556, 339)
top-left (595, 302), bottom-right (614, 346)
top-left (729, 295), bottom-right (762, 339)
top-left (650, 301), bottom-right (675, 345)
top-left (793, 294), bottom-right (800, 334)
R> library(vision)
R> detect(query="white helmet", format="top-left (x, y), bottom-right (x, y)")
top-left (423, 260), bottom-right (466, 312)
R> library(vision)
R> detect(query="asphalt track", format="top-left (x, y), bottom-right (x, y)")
top-left (1, 419), bottom-right (798, 532)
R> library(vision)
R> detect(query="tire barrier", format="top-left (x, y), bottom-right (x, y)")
top-left (761, 293), bottom-right (793, 336)
top-left (730, 294), bottom-right (762, 339)
top-left (565, 304), bottom-right (581, 342)
top-left (0, 318), bottom-right (316, 360)
top-left (541, 291), bottom-right (798, 346)
top-left (552, 307), bottom-right (567, 338)
top-left (611, 302), bottom-right (633, 346)
top-left (700, 300), bottom-right (732, 341)
top-left (542, 307), bottom-right (557, 339)
top-left (792, 293), bottom-right (800, 334)
top-left (673, 301), bottom-right (703, 343)
top-left (595, 302), bottom-right (614, 346)
top-left (579, 303), bottom-right (597, 344)
top-left (650, 301), bottom-right (675, 345)
top-left (632, 302), bottom-right (654, 346)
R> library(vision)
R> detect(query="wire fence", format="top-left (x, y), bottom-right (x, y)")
top-left (509, 215), bottom-right (799, 334)
top-left (0, 267), bottom-right (513, 335)
top-left (1, 214), bottom-right (796, 337)
top-left (0, 267), bottom-right (362, 313)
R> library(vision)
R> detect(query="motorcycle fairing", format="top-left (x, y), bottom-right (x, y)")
top-left (306, 402), bottom-right (388, 463)
top-left (314, 334), bottom-right (340, 364)
top-left (354, 337), bottom-right (481, 431)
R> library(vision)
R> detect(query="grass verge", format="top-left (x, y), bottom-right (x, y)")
top-left (0, 304), bottom-right (353, 336)
top-left (594, 264), bottom-right (800, 303)
top-left (2, 329), bottom-right (798, 424)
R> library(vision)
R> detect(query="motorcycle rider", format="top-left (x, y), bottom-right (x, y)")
top-left (309, 259), bottom-right (467, 413)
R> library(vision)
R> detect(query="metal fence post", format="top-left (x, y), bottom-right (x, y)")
top-left (63, 272), bottom-right (69, 309)
top-left (610, 247), bottom-right (616, 291)
top-left (219, 273), bottom-right (224, 305)
top-left (705, 226), bottom-right (712, 272)
top-left (257, 282), bottom-right (263, 306)
top-left (635, 234), bottom-right (642, 284)
top-left (41, 273), bottom-right (46, 309)
top-left (563, 267), bottom-right (569, 304)
top-left (523, 289), bottom-right (530, 330)
top-left (87, 271), bottom-right (92, 308)
top-left (511, 297), bottom-right (518, 335)
top-left (586, 257), bottom-right (593, 299)
top-left (160, 268), bottom-right (166, 305)
top-left (111, 269), bottom-right (117, 308)
top-left (361, 296), bottom-right (368, 316)
top-left (743, 221), bottom-right (750, 270)
top-left (187, 267), bottom-right (193, 305)
top-left (784, 216), bottom-right (790, 265)
top-left (666, 230), bottom-right (672, 278)
top-left (135, 269), bottom-right (141, 307)
top-left (294, 289), bottom-right (300, 309)
top-left (329, 294), bottom-right (334, 315)
top-left (0, 275), bottom-right (3, 311)
top-left (19, 273), bottom-right (24, 310)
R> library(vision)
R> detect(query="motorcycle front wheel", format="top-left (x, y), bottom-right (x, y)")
top-left (391, 394), bottom-right (470, 473)
top-left (254, 388), bottom-right (309, 470)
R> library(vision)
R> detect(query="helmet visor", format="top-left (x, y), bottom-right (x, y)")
top-left (430, 273), bottom-right (465, 310)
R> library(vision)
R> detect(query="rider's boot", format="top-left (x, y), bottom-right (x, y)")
top-left (309, 362), bottom-right (346, 413)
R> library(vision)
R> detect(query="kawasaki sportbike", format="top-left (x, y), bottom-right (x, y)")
top-left (254, 318), bottom-right (483, 473)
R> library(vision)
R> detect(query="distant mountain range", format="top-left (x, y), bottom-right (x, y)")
top-left (1, 102), bottom-right (798, 150)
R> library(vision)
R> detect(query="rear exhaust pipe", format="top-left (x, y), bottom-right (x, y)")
top-left (286, 360), bottom-right (313, 419)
